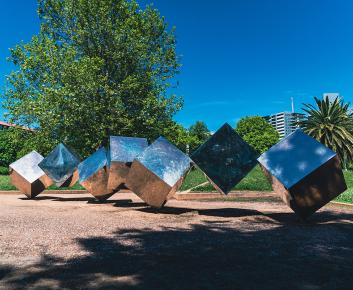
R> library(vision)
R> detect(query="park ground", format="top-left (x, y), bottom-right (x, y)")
top-left (1, 192), bottom-right (353, 289)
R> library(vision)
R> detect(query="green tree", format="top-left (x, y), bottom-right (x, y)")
top-left (299, 96), bottom-right (353, 167)
top-left (188, 121), bottom-right (210, 153)
top-left (5, 0), bottom-right (182, 157)
top-left (235, 116), bottom-right (279, 154)
top-left (0, 128), bottom-right (34, 172)
top-left (163, 123), bottom-right (197, 153)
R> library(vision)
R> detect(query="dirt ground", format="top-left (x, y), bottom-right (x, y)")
top-left (1, 192), bottom-right (353, 290)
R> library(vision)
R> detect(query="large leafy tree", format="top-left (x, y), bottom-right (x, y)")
top-left (299, 96), bottom-right (353, 167)
top-left (5, 0), bottom-right (182, 156)
top-left (235, 116), bottom-right (279, 154)
top-left (188, 121), bottom-right (210, 153)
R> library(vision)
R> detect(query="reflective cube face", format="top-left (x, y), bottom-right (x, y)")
top-left (39, 143), bottom-right (80, 187)
top-left (126, 136), bottom-right (191, 207)
top-left (258, 130), bottom-right (347, 218)
top-left (9, 151), bottom-right (53, 198)
top-left (107, 136), bottom-right (148, 192)
top-left (78, 147), bottom-right (113, 200)
top-left (258, 129), bottom-right (337, 189)
top-left (191, 123), bottom-right (258, 195)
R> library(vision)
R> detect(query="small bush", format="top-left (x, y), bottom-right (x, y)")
top-left (0, 166), bottom-right (9, 175)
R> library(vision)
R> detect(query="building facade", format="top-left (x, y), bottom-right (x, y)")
top-left (263, 112), bottom-right (305, 139)
top-left (0, 121), bottom-right (33, 132)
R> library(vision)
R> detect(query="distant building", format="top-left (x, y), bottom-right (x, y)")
top-left (0, 121), bottom-right (33, 132)
top-left (263, 112), bottom-right (305, 139)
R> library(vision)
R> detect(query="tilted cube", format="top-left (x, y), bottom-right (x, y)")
top-left (126, 137), bottom-right (191, 208)
top-left (191, 123), bottom-right (258, 194)
top-left (78, 147), bottom-right (114, 200)
top-left (38, 143), bottom-right (80, 187)
top-left (258, 129), bottom-right (347, 218)
top-left (107, 136), bottom-right (148, 192)
top-left (9, 151), bottom-right (53, 198)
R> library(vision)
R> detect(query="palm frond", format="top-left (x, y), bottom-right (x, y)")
top-left (300, 95), bottom-right (353, 167)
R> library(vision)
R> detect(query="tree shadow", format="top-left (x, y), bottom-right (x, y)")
top-left (265, 209), bottom-right (353, 225)
top-left (113, 200), bottom-right (147, 208)
top-left (0, 265), bottom-right (13, 280)
top-left (137, 205), bottom-right (261, 217)
top-left (3, 209), bottom-right (353, 289)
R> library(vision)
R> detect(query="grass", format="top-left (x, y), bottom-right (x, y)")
top-left (334, 170), bottom-right (353, 203)
top-left (0, 175), bottom-right (84, 191)
top-left (180, 165), bottom-right (272, 192)
top-left (2, 166), bottom-right (353, 204)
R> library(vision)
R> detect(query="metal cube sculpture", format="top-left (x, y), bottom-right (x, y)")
top-left (191, 123), bottom-right (258, 195)
top-left (107, 136), bottom-right (148, 192)
top-left (38, 143), bottom-right (80, 187)
top-left (9, 151), bottom-right (53, 198)
top-left (126, 136), bottom-right (191, 208)
top-left (258, 129), bottom-right (347, 218)
top-left (78, 147), bottom-right (113, 200)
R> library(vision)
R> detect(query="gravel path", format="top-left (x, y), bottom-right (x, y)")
top-left (1, 193), bottom-right (353, 289)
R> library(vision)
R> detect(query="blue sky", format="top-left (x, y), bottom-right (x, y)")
top-left (1, 0), bottom-right (353, 131)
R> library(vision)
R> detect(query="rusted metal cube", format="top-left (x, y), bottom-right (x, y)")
top-left (107, 136), bottom-right (148, 192)
top-left (258, 129), bottom-right (347, 218)
top-left (191, 123), bottom-right (258, 194)
top-left (38, 143), bottom-right (80, 187)
top-left (78, 147), bottom-right (114, 200)
top-left (126, 137), bottom-right (191, 208)
top-left (9, 151), bottom-right (53, 198)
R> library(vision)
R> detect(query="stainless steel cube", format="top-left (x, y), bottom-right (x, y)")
top-left (78, 147), bottom-right (114, 200)
top-left (258, 129), bottom-right (347, 218)
top-left (9, 151), bottom-right (53, 198)
top-left (107, 136), bottom-right (148, 192)
top-left (38, 143), bottom-right (80, 187)
top-left (191, 123), bottom-right (258, 195)
top-left (126, 136), bottom-right (191, 208)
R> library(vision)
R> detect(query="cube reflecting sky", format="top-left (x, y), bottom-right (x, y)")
top-left (10, 151), bottom-right (46, 183)
top-left (135, 136), bottom-right (191, 187)
top-left (191, 123), bottom-right (258, 194)
top-left (109, 136), bottom-right (148, 162)
top-left (78, 147), bottom-right (109, 183)
top-left (39, 143), bottom-right (80, 185)
top-left (258, 129), bottom-right (336, 189)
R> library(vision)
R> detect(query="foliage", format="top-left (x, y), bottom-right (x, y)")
top-left (0, 167), bottom-right (9, 175)
top-left (163, 123), bottom-right (194, 153)
top-left (0, 130), bottom-right (18, 167)
top-left (235, 116), bottom-right (279, 154)
top-left (188, 121), bottom-right (211, 153)
top-left (5, 0), bottom-right (182, 157)
top-left (0, 128), bottom-right (34, 167)
top-left (299, 96), bottom-right (353, 167)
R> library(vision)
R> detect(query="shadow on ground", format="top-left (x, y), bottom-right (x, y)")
top-left (2, 208), bottom-right (353, 289)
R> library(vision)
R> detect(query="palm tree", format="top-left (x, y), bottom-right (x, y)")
top-left (299, 96), bottom-right (353, 168)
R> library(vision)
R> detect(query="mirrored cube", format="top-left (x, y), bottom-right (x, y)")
top-left (107, 136), bottom-right (148, 192)
top-left (78, 147), bottom-right (114, 200)
top-left (126, 137), bottom-right (191, 208)
top-left (38, 143), bottom-right (80, 187)
top-left (9, 151), bottom-right (53, 198)
top-left (258, 129), bottom-right (347, 218)
top-left (190, 123), bottom-right (258, 195)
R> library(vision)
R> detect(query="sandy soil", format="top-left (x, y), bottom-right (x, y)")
top-left (1, 192), bottom-right (353, 289)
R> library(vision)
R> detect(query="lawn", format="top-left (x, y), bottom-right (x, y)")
top-left (2, 166), bottom-right (353, 203)
top-left (180, 165), bottom-right (272, 192)
top-left (0, 176), bottom-right (84, 191)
